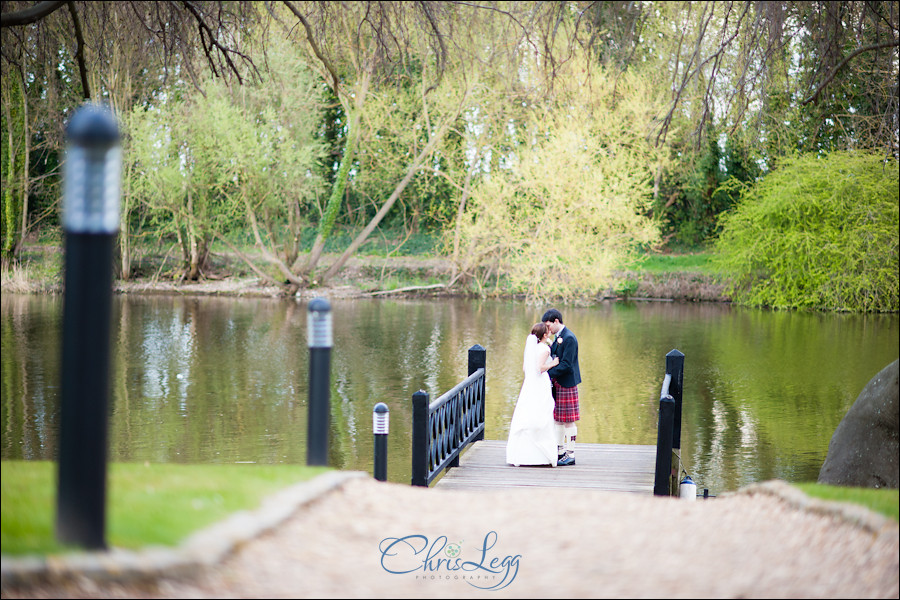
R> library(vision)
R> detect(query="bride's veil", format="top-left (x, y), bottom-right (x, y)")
top-left (523, 334), bottom-right (538, 374)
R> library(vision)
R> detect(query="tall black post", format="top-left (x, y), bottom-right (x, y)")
top-left (56, 104), bottom-right (122, 550)
top-left (373, 402), bottom-right (389, 482)
top-left (468, 344), bottom-right (486, 441)
top-left (411, 390), bottom-right (429, 486)
top-left (667, 349), bottom-right (685, 450)
top-left (654, 396), bottom-right (675, 496)
top-left (307, 298), bottom-right (332, 466)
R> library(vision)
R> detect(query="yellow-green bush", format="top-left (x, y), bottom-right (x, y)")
top-left (713, 152), bottom-right (899, 312)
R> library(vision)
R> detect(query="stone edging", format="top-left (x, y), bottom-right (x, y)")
top-left (729, 479), bottom-right (899, 536)
top-left (0, 470), bottom-right (368, 588)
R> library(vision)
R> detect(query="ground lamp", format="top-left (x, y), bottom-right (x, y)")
top-left (55, 103), bottom-right (121, 549)
top-left (373, 403), bottom-right (389, 481)
top-left (307, 298), bottom-right (332, 466)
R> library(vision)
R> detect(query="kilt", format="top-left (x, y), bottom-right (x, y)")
top-left (552, 380), bottom-right (580, 422)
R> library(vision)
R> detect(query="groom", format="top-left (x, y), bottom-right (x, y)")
top-left (542, 308), bottom-right (581, 466)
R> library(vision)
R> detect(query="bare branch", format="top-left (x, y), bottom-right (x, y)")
top-left (66, 1), bottom-right (90, 99)
top-left (180, 0), bottom-right (258, 84)
top-left (283, 0), bottom-right (342, 97)
top-left (802, 40), bottom-right (900, 105)
top-left (416, 0), bottom-right (447, 95)
top-left (0, 0), bottom-right (66, 27)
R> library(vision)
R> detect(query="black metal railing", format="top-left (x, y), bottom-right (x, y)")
top-left (654, 349), bottom-right (685, 496)
top-left (411, 344), bottom-right (486, 486)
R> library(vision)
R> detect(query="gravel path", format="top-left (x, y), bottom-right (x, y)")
top-left (2, 477), bottom-right (897, 599)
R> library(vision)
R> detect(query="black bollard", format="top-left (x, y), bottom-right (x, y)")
top-left (653, 396), bottom-right (675, 496)
top-left (666, 349), bottom-right (685, 450)
top-left (373, 402), bottom-right (389, 481)
top-left (307, 298), bottom-right (332, 466)
top-left (411, 390), bottom-right (430, 487)
top-left (468, 344), bottom-right (487, 442)
top-left (55, 104), bottom-right (122, 550)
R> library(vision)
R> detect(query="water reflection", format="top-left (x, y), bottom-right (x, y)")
top-left (2, 293), bottom-right (897, 493)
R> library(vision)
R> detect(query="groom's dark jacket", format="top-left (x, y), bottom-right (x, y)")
top-left (548, 327), bottom-right (581, 388)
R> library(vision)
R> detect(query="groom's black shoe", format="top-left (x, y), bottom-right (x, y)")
top-left (557, 454), bottom-right (575, 466)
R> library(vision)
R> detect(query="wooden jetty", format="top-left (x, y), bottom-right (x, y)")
top-left (433, 439), bottom-right (657, 494)
top-left (411, 346), bottom-right (685, 496)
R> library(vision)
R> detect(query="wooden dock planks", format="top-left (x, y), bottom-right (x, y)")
top-left (433, 439), bottom-right (657, 493)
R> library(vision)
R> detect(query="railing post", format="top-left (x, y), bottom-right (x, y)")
top-left (654, 396), bottom-right (675, 496)
top-left (411, 390), bottom-right (429, 487)
top-left (450, 396), bottom-right (461, 468)
top-left (666, 349), bottom-right (685, 450)
top-left (468, 344), bottom-right (486, 441)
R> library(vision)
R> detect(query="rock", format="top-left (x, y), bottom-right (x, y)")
top-left (818, 359), bottom-right (899, 488)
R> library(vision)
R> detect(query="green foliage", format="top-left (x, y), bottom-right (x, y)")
top-left (456, 62), bottom-right (664, 302)
top-left (713, 151), bottom-right (899, 312)
top-left (794, 482), bottom-right (899, 522)
top-left (125, 34), bottom-right (328, 276)
top-left (1, 461), bottom-right (328, 556)
top-left (655, 130), bottom-right (761, 248)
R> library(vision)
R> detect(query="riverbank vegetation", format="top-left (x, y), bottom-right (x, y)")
top-left (2, 2), bottom-right (897, 310)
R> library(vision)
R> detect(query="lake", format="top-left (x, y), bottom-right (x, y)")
top-left (2, 293), bottom-right (897, 493)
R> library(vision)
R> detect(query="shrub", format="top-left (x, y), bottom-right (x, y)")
top-left (712, 151), bottom-right (899, 312)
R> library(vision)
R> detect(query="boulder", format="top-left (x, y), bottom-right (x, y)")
top-left (818, 359), bottom-right (899, 488)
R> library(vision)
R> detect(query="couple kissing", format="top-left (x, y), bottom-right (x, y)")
top-left (506, 308), bottom-right (581, 468)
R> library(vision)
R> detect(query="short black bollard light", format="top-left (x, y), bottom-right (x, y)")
top-left (55, 103), bottom-right (122, 550)
top-left (373, 402), bottom-right (389, 482)
top-left (306, 297), bottom-right (332, 466)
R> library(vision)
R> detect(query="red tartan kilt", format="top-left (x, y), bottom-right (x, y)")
top-left (552, 381), bottom-right (580, 422)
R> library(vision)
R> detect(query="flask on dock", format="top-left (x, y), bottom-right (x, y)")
top-left (680, 476), bottom-right (697, 500)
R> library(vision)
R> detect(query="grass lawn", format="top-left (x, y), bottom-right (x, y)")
top-left (626, 251), bottom-right (714, 274)
top-left (794, 482), bottom-right (899, 522)
top-left (1, 460), bottom-right (329, 556)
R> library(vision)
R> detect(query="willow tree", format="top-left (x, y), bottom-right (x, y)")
top-left (713, 151), bottom-right (899, 312)
top-left (278, 1), bottom-right (467, 284)
top-left (455, 51), bottom-right (667, 302)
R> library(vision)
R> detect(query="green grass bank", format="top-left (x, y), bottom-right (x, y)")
top-left (3, 460), bottom-right (895, 559)
top-left (1, 461), bottom-right (328, 556)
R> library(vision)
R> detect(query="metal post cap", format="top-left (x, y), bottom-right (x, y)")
top-left (373, 402), bottom-right (389, 434)
top-left (308, 297), bottom-right (331, 313)
top-left (64, 103), bottom-right (122, 234)
top-left (67, 104), bottom-right (120, 148)
top-left (307, 297), bottom-right (333, 348)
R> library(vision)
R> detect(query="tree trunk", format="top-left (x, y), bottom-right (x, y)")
top-left (320, 112), bottom-right (458, 283)
top-left (243, 195), bottom-right (304, 286)
top-left (302, 116), bottom-right (358, 278)
top-left (185, 188), bottom-right (201, 280)
top-left (19, 61), bottom-right (30, 254)
top-left (2, 71), bottom-right (24, 260)
top-left (118, 159), bottom-right (132, 279)
top-left (300, 68), bottom-right (371, 280)
top-left (450, 147), bottom-right (479, 284)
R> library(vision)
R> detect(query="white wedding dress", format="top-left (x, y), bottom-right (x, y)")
top-left (506, 334), bottom-right (557, 466)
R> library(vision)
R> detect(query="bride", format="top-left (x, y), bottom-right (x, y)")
top-left (506, 323), bottom-right (559, 466)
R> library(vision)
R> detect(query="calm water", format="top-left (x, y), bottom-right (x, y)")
top-left (2, 293), bottom-right (897, 493)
